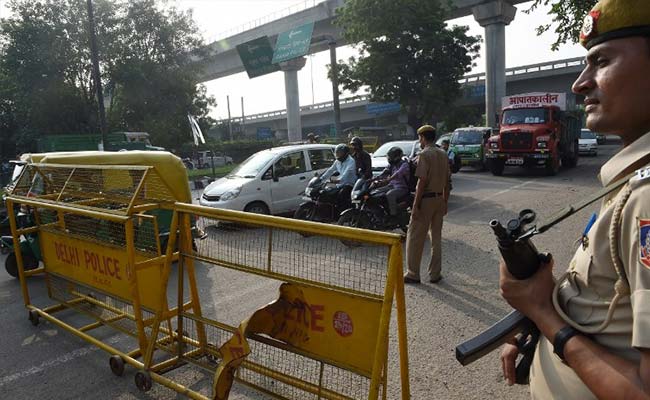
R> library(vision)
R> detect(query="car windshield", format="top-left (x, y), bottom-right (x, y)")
top-left (373, 142), bottom-right (413, 157)
top-left (580, 130), bottom-right (596, 139)
top-left (227, 151), bottom-right (276, 178)
top-left (451, 130), bottom-right (483, 145)
top-left (502, 108), bottom-right (548, 125)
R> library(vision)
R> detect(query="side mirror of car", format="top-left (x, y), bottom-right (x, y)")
top-left (262, 169), bottom-right (273, 181)
top-left (272, 169), bottom-right (280, 182)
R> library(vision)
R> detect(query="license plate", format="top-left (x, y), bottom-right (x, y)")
top-left (352, 200), bottom-right (361, 204)
top-left (302, 196), bottom-right (312, 201)
top-left (507, 157), bottom-right (524, 165)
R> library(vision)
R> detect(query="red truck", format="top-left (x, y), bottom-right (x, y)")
top-left (486, 92), bottom-right (580, 176)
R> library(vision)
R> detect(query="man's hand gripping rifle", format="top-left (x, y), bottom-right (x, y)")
top-left (455, 209), bottom-right (550, 384)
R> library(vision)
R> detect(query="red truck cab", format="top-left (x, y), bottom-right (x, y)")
top-left (486, 93), bottom-right (580, 176)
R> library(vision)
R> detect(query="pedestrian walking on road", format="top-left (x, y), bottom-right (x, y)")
top-left (499, 0), bottom-right (650, 397)
top-left (404, 125), bottom-right (450, 284)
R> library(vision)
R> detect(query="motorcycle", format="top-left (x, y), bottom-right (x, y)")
top-left (294, 175), bottom-right (349, 223)
top-left (337, 178), bottom-right (413, 245)
top-left (2, 207), bottom-right (41, 277)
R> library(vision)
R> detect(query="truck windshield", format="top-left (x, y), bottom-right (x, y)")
top-left (502, 108), bottom-right (548, 125)
top-left (451, 130), bottom-right (483, 145)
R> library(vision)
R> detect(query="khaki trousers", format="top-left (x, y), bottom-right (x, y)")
top-left (405, 197), bottom-right (445, 280)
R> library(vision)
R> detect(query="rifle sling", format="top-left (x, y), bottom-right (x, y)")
top-left (536, 172), bottom-right (635, 235)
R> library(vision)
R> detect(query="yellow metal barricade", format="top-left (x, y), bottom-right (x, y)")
top-left (164, 203), bottom-right (410, 400)
top-left (7, 155), bottom-right (410, 399)
top-left (5, 160), bottom-right (207, 395)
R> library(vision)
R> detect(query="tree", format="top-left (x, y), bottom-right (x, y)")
top-left (106, 0), bottom-right (216, 150)
top-left (0, 0), bottom-right (215, 154)
top-left (334, 0), bottom-right (481, 132)
top-left (527, 0), bottom-right (597, 51)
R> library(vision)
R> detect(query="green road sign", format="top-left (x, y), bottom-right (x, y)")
top-left (272, 22), bottom-right (315, 64)
top-left (236, 36), bottom-right (280, 78)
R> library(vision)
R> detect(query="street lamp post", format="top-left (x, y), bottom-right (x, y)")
top-left (328, 38), bottom-right (342, 138)
top-left (86, 0), bottom-right (108, 150)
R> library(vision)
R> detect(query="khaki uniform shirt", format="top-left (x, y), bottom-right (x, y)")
top-left (531, 131), bottom-right (650, 399)
top-left (415, 145), bottom-right (449, 193)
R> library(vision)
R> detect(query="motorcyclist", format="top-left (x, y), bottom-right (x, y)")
top-left (349, 136), bottom-right (372, 180)
top-left (371, 146), bottom-right (410, 218)
top-left (320, 144), bottom-right (357, 211)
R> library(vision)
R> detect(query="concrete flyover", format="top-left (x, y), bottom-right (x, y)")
top-left (191, 0), bottom-right (532, 140)
top-left (217, 57), bottom-right (586, 138)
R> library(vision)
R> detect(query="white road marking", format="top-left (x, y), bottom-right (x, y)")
top-left (449, 180), bottom-right (534, 216)
top-left (0, 335), bottom-right (121, 387)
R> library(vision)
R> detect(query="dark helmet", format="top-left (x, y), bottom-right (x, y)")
top-left (349, 136), bottom-right (363, 149)
top-left (387, 146), bottom-right (404, 165)
top-left (335, 143), bottom-right (350, 161)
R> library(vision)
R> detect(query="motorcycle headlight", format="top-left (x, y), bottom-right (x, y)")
top-left (305, 188), bottom-right (312, 196)
top-left (220, 187), bottom-right (242, 201)
top-left (537, 141), bottom-right (547, 149)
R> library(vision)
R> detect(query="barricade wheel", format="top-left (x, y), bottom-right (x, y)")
top-left (134, 370), bottom-right (153, 392)
top-left (109, 355), bottom-right (125, 377)
top-left (28, 310), bottom-right (39, 326)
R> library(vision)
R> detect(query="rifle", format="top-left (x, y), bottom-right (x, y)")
top-left (455, 172), bottom-right (635, 384)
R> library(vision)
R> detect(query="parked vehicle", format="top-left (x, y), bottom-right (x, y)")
top-left (337, 177), bottom-right (413, 242)
top-left (486, 92), bottom-right (580, 176)
top-left (200, 144), bottom-right (336, 215)
top-left (371, 141), bottom-right (420, 176)
top-left (2, 207), bottom-right (41, 277)
top-left (194, 150), bottom-right (234, 169)
top-left (449, 127), bottom-right (492, 170)
top-left (293, 175), bottom-right (348, 223)
top-left (579, 129), bottom-right (599, 156)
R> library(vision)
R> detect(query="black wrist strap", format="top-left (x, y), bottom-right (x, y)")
top-left (553, 326), bottom-right (581, 362)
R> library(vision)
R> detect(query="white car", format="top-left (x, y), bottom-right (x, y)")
top-left (371, 140), bottom-right (419, 176)
top-left (579, 129), bottom-right (598, 156)
top-left (199, 144), bottom-right (336, 214)
top-left (194, 150), bottom-right (233, 168)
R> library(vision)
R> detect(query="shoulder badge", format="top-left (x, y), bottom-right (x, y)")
top-left (630, 166), bottom-right (650, 189)
top-left (640, 219), bottom-right (650, 268)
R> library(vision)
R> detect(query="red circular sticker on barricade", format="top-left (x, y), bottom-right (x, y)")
top-left (333, 311), bottom-right (353, 337)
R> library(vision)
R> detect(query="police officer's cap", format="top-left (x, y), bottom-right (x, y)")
top-left (417, 125), bottom-right (436, 135)
top-left (580, 0), bottom-right (650, 49)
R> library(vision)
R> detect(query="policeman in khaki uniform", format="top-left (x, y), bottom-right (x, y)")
top-left (404, 125), bottom-right (449, 284)
top-left (499, 0), bottom-right (650, 398)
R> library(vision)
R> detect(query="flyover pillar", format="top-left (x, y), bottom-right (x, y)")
top-left (280, 57), bottom-right (307, 142)
top-left (472, 1), bottom-right (516, 128)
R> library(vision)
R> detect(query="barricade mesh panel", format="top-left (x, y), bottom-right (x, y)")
top-left (180, 314), bottom-right (377, 400)
top-left (9, 164), bottom-right (176, 213)
top-left (183, 212), bottom-right (393, 399)
top-left (194, 216), bottom-right (389, 297)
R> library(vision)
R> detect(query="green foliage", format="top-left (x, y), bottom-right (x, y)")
top-left (334, 0), bottom-right (481, 131)
top-left (527, 0), bottom-right (597, 51)
top-left (0, 0), bottom-right (215, 157)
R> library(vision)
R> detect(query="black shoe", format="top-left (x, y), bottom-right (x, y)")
top-left (403, 275), bottom-right (421, 284)
top-left (429, 276), bottom-right (443, 284)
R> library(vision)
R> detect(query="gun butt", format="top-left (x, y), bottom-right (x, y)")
top-left (455, 310), bottom-right (533, 366)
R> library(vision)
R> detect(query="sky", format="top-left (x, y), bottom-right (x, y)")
top-left (0, 0), bottom-right (587, 121)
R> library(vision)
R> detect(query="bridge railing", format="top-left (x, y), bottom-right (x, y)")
top-left (459, 57), bottom-right (585, 84)
top-left (208, 0), bottom-right (324, 43)
top-left (224, 94), bottom-right (370, 125)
